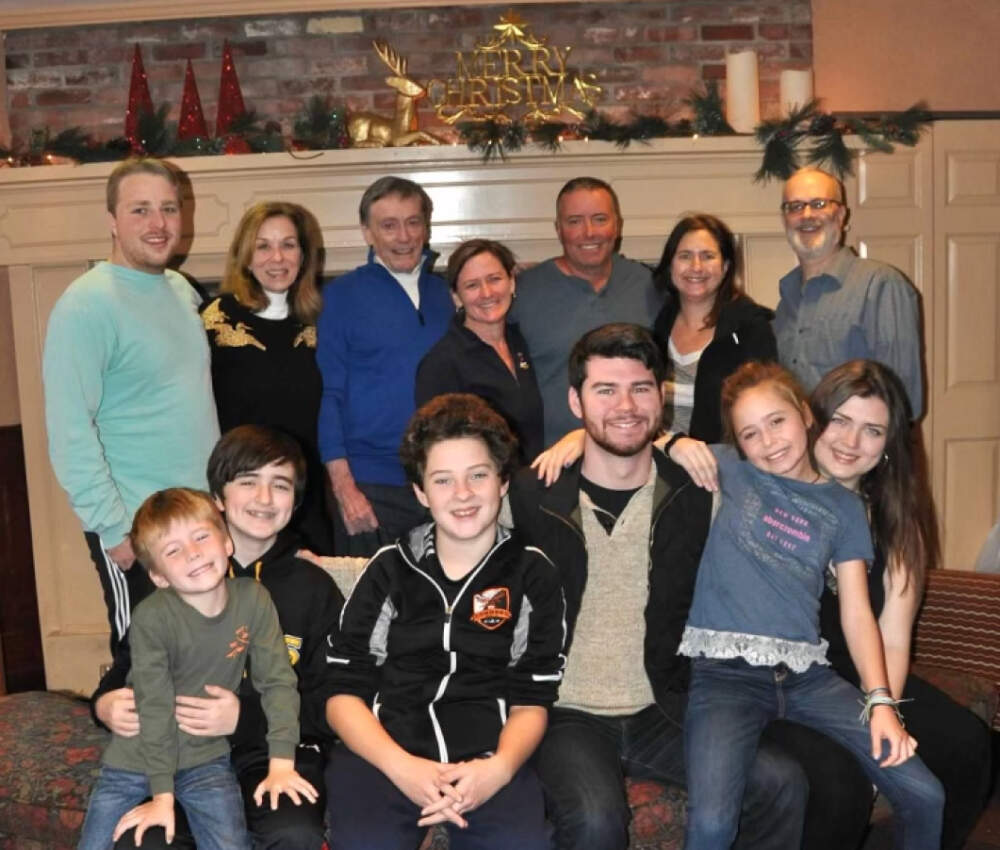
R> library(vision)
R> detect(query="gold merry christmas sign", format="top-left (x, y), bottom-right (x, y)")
top-left (427, 11), bottom-right (602, 124)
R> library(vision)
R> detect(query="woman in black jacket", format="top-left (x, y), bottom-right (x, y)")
top-left (416, 239), bottom-right (544, 464)
top-left (652, 213), bottom-right (777, 442)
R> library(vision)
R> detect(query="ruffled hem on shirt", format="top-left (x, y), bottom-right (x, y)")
top-left (678, 626), bottom-right (829, 673)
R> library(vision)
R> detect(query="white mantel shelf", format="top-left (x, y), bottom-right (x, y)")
top-left (0, 135), bottom-right (791, 276)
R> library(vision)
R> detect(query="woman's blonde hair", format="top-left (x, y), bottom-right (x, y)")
top-left (221, 201), bottom-right (324, 325)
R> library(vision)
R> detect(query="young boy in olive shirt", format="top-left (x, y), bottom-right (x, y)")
top-left (79, 488), bottom-right (316, 850)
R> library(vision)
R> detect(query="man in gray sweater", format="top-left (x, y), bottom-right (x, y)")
top-left (511, 177), bottom-right (662, 447)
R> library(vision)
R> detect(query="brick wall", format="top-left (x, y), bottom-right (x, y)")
top-left (3, 0), bottom-right (811, 148)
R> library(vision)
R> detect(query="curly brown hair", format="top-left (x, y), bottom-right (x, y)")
top-left (400, 393), bottom-right (518, 486)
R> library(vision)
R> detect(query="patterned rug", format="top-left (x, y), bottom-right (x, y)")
top-left (0, 691), bottom-right (107, 850)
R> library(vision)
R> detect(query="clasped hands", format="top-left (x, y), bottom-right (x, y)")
top-left (392, 752), bottom-right (513, 829)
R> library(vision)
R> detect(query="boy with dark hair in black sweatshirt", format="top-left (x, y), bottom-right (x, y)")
top-left (92, 425), bottom-right (344, 850)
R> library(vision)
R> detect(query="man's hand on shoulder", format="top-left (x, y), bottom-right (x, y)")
top-left (106, 536), bottom-right (136, 571)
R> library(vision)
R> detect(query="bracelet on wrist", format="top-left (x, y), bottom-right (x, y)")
top-left (663, 432), bottom-right (688, 454)
top-left (857, 691), bottom-right (911, 725)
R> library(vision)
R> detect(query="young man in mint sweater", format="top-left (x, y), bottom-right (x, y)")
top-left (43, 157), bottom-right (218, 656)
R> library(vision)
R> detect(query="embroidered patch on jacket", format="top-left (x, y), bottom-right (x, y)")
top-left (202, 299), bottom-right (266, 350)
top-left (285, 634), bottom-right (302, 666)
top-left (471, 587), bottom-right (512, 630)
top-left (293, 326), bottom-right (317, 348)
top-left (227, 625), bottom-right (250, 658)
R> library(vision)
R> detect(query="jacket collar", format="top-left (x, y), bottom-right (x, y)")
top-left (540, 448), bottom-right (684, 520)
top-left (365, 245), bottom-right (440, 278)
top-left (228, 528), bottom-right (302, 580)
top-left (401, 521), bottom-right (511, 564)
top-left (659, 293), bottom-right (774, 338)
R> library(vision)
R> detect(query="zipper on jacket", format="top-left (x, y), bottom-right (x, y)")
top-left (396, 535), bottom-right (509, 761)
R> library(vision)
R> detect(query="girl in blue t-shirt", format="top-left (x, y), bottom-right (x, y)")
top-left (678, 361), bottom-right (943, 850)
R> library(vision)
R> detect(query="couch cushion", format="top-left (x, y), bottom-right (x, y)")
top-left (912, 569), bottom-right (1000, 729)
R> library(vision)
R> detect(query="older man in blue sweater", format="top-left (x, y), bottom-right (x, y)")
top-left (317, 176), bottom-right (453, 556)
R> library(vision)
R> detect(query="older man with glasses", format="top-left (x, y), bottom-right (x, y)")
top-left (773, 167), bottom-right (924, 418)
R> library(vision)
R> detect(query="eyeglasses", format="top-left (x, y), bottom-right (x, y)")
top-left (780, 198), bottom-right (841, 215)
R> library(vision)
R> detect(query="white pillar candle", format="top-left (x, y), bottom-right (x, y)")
top-left (725, 49), bottom-right (760, 134)
top-left (780, 69), bottom-right (814, 116)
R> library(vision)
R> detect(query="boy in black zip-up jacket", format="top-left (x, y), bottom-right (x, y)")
top-left (324, 393), bottom-right (565, 850)
top-left (92, 425), bottom-right (344, 850)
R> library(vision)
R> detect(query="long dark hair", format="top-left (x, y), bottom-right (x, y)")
top-left (653, 213), bottom-right (741, 330)
top-left (810, 360), bottom-right (937, 591)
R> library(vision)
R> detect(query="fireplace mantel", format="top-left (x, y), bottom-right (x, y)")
top-left (0, 135), bottom-right (794, 286)
top-left (11, 124), bottom-right (999, 695)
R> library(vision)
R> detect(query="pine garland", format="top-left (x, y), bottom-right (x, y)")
top-left (752, 100), bottom-right (931, 183)
top-left (685, 81), bottom-right (734, 136)
top-left (457, 119), bottom-right (527, 161)
top-left (3, 91), bottom-right (931, 185)
top-left (292, 96), bottom-right (350, 150)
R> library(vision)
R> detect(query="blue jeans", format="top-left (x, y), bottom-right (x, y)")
top-left (111, 746), bottom-right (327, 850)
top-left (684, 658), bottom-right (944, 850)
top-left (535, 703), bottom-right (806, 850)
top-left (78, 755), bottom-right (251, 850)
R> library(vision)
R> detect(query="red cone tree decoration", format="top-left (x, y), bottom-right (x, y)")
top-left (177, 59), bottom-right (208, 140)
top-left (215, 40), bottom-right (246, 136)
top-left (124, 44), bottom-right (154, 152)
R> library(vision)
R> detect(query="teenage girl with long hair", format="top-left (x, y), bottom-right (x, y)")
top-left (784, 361), bottom-right (990, 849)
top-left (678, 361), bottom-right (943, 850)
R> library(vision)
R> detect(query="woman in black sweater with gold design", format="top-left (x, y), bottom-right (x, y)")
top-left (202, 201), bottom-right (333, 552)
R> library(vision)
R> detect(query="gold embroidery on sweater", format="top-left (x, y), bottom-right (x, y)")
top-left (294, 326), bottom-right (317, 348)
top-left (202, 299), bottom-right (266, 350)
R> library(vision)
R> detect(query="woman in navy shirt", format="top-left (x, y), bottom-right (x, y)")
top-left (416, 239), bottom-right (544, 464)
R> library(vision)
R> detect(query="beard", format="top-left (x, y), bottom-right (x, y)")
top-left (584, 417), bottom-right (659, 458)
top-left (787, 221), bottom-right (841, 263)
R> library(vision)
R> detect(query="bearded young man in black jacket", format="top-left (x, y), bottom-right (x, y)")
top-left (91, 425), bottom-right (344, 850)
top-left (507, 323), bottom-right (808, 850)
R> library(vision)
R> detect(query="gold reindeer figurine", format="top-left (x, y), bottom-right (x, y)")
top-left (348, 41), bottom-right (443, 147)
